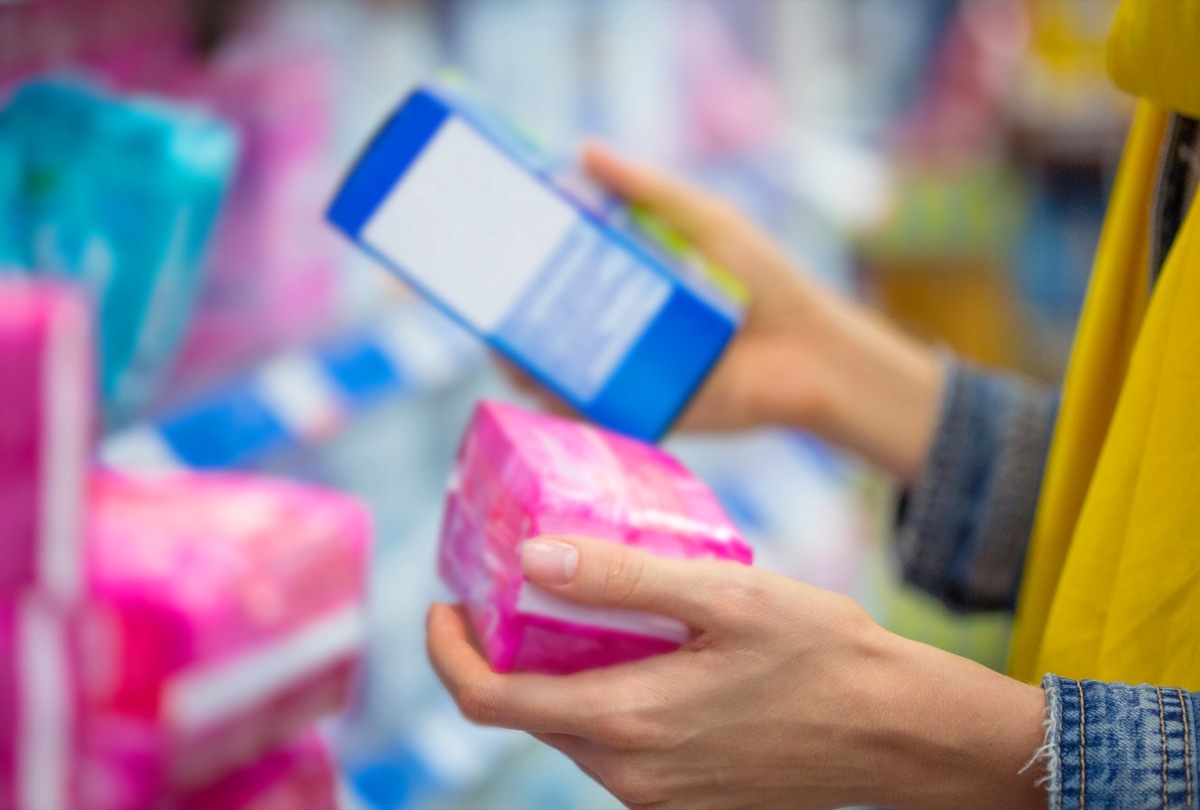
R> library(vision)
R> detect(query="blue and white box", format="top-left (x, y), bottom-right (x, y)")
top-left (327, 83), bottom-right (742, 442)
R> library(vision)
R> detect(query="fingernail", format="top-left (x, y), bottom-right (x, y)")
top-left (521, 538), bottom-right (579, 585)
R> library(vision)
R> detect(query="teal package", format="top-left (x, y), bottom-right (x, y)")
top-left (0, 133), bottom-right (20, 267)
top-left (0, 80), bottom-right (239, 416)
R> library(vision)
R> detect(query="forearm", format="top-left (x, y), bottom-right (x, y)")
top-left (786, 290), bottom-right (945, 485)
top-left (858, 632), bottom-right (1047, 810)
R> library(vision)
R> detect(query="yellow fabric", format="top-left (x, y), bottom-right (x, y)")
top-left (1108, 0), bottom-right (1200, 120)
top-left (1010, 0), bottom-right (1200, 687)
top-left (1007, 100), bottom-right (1161, 682)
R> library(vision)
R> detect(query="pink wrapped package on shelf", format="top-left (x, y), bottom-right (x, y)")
top-left (169, 48), bottom-right (340, 386)
top-left (167, 732), bottom-right (339, 810)
top-left (0, 279), bottom-right (91, 602)
top-left (0, 598), bottom-right (81, 810)
top-left (439, 401), bottom-right (752, 675)
top-left (81, 472), bottom-right (370, 800)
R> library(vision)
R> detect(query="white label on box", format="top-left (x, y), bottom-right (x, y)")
top-left (362, 118), bottom-right (578, 333)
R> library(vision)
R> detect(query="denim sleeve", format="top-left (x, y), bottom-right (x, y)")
top-left (1043, 675), bottom-right (1200, 809)
top-left (895, 357), bottom-right (1059, 611)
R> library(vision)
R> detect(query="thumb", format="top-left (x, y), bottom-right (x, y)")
top-left (520, 535), bottom-right (732, 629)
top-left (580, 141), bottom-right (732, 251)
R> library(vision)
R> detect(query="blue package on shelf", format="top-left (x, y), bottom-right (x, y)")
top-left (0, 78), bottom-right (239, 415)
top-left (100, 303), bottom-right (482, 473)
top-left (328, 80), bottom-right (743, 442)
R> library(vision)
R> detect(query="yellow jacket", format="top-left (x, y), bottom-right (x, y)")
top-left (1010, 0), bottom-right (1200, 689)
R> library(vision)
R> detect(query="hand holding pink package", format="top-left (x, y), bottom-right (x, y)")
top-left (84, 472), bottom-right (370, 798)
top-left (439, 401), bottom-right (752, 675)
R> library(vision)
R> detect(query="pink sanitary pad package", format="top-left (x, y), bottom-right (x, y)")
top-left (82, 472), bottom-right (370, 801)
top-left (167, 732), bottom-right (339, 810)
top-left (439, 400), bottom-right (752, 675)
top-left (0, 598), bottom-right (82, 810)
top-left (0, 279), bottom-right (91, 603)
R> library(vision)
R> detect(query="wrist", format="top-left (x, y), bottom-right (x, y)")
top-left (800, 294), bottom-right (945, 484)
top-left (860, 634), bottom-right (1047, 810)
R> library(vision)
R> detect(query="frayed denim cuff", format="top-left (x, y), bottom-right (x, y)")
top-left (1042, 675), bottom-right (1200, 808)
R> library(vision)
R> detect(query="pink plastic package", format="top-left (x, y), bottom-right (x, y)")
top-left (0, 279), bottom-right (91, 602)
top-left (0, 598), bottom-right (82, 810)
top-left (166, 732), bottom-right (339, 810)
top-left (169, 47), bottom-right (339, 385)
top-left (81, 472), bottom-right (370, 800)
top-left (439, 401), bottom-right (752, 675)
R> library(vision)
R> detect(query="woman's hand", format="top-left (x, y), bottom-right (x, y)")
top-left (427, 536), bottom-right (1047, 810)
top-left (516, 144), bottom-right (945, 484)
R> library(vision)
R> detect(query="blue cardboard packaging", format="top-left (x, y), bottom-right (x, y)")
top-left (328, 82), bottom-right (743, 441)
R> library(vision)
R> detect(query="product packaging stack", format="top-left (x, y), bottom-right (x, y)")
top-left (0, 279), bottom-right (92, 810)
top-left (0, 78), bottom-right (239, 414)
top-left (440, 400), bottom-right (753, 675)
top-left (166, 731), bottom-right (341, 810)
top-left (83, 472), bottom-right (370, 808)
top-left (0, 280), bottom-right (369, 809)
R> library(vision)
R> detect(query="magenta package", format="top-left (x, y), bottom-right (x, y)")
top-left (0, 598), bottom-right (82, 810)
top-left (169, 48), bottom-right (339, 384)
top-left (439, 401), bottom-right (752, 675)
top-left (0, 279), bottom-right (91, 603)
top-left (167, 732), bottom-right (338, 810)
top-left (82, 472), bottom-right (370, 798)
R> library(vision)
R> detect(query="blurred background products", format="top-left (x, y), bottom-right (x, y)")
top-left (0, 280), bottom-right (90, 602)
top-left (164, 731), bottom-right (341, 810)
top-left (83, 472), bottom-right (369, 806)
top-left (0, 0), bottom-right (1131, 807)
top-left (0, 280), bottom-right (90, 810)
top-left (0, 80), bottom-right (238, 417)
top-left (0, 275), bottom-right (372, 810)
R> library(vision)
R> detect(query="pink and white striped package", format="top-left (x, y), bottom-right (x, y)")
top-left (167, 732), bottom-right (339, 810)
top-left (0, 279), bottom-right (91, 603)
top-left (82, 472), bottom-right (370, 800)
top-left (0, 598), bottom-right (82, 810)
top-left (439, 401), bottom-right (752, 675)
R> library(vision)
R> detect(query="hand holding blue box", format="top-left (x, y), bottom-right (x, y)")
top-left (328, 82), bottom-right (742, 442)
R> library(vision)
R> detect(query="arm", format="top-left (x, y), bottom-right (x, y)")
top-left (896, 358), bottom-right (1059, 611)
top-left (578, 144), bottom-right (945, 485)
top-left (584, 147), bottom-right (1058, 611)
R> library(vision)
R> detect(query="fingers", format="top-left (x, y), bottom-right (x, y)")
top-left (520, 535), bottom-right (749, 630)
top-left (581, 141), bottom-right (733, 248)
top-left (426, 602), bottom-right (613, 734)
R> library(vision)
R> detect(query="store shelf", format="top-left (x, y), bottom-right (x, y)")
top-left (100, 303), bottom-right (483, 474)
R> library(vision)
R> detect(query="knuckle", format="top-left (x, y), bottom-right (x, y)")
top-left (600, 551), bottom-right (647, 607)
top-left (594, 712), bottom-right (642, 751)
top-left (593, 704), bottom-right (666, 752)
top-left (710, 565), bottom-right (767, 627)
top-left (456, 681), bottom-right (499, 725)
top-left (605, 763), bottom-right (661, 806)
